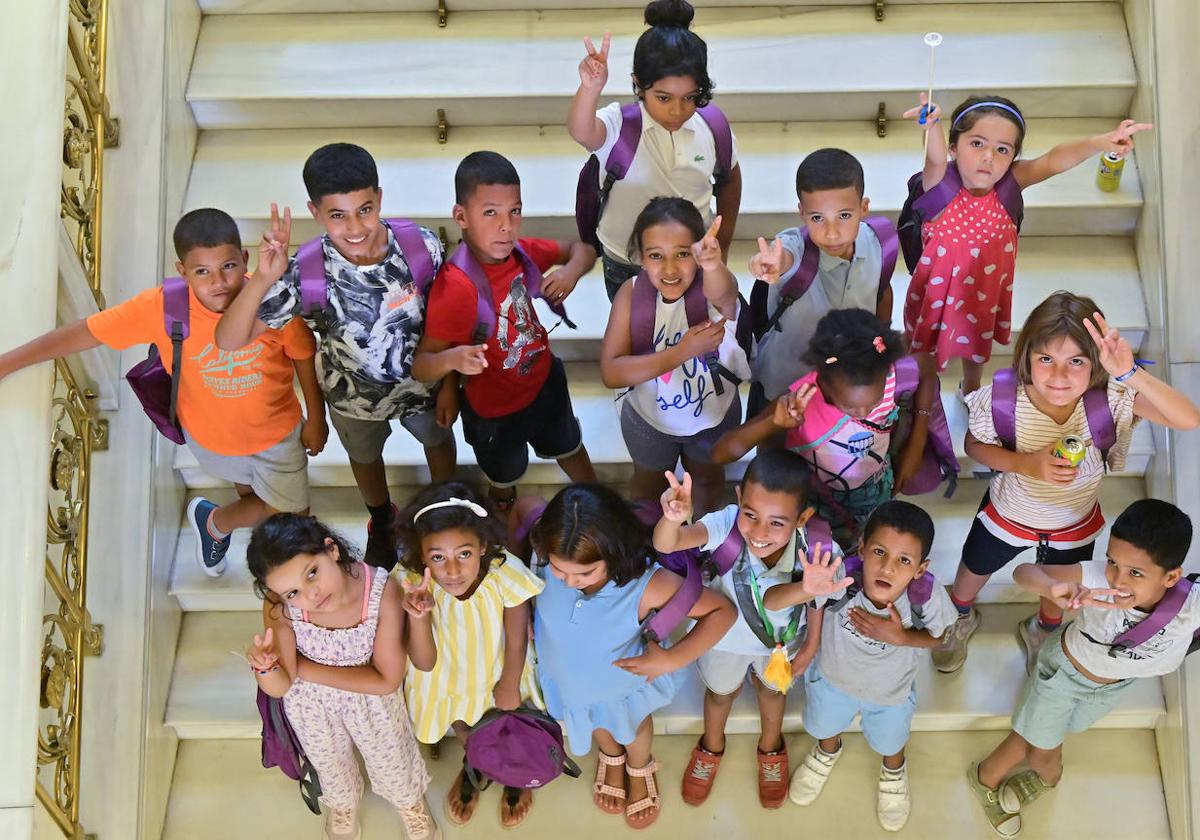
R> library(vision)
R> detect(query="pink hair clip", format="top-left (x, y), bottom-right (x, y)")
top-left (825, 356), bottom-right (839, 365)
top-left (872, 336), bottom-right (886, 354)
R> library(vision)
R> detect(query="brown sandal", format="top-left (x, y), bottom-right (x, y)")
top-left (445, 763), bottom-right (486, 826)
top-left (500, 786), bottom-right (532, 830)
top-left (592, 750), bottom-right (627, 815)
top-left (625, 758), bottom-right (661, 830)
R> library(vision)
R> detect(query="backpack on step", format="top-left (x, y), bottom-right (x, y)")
top-left (576, 102), bottom-right (734, 252)
top-left (896, 162), bottom-right (1024, 274)
top-left (256, 688), bottom-right (323, 814)
top-left (734, 217), bottom-right (900, 357)
top-left (124, 276), bottom-right (189, 445)
top-left (1108, 574), bottom-right (1200, 658)
top-left (464, 707), bottom-right (582, 790)
top-left (825, 554), bottom-right (936, 630)
top-left (890, 355), bottom-right (960, 498)
top-left (990, 367), bottom-right (1116, 469)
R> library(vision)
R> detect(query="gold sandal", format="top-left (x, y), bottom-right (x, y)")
top-left (625, 758), bottom-right (661, 830)
top-left (593, 750), bottom-right (627, 815)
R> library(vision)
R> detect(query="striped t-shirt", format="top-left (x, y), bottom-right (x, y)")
top-left (966, 378), bottom-right (1139, 531)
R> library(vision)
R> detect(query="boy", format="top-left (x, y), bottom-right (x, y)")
top-left (413, 151), bottom-right (598, 509)
top-left (652, 449), bottom-right (850, 810)
top-left (747, 148), bottom-right (894, 415)
top-left (968, 499), bottom-right (1195, 839)
top-left (767, 500), bottom-right (957, 832)
top-left (216, 143), bottom-right (453, 568)
top-left (0, 208), bottom-right (325, 576)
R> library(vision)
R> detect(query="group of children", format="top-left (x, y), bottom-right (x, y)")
top-left (1, 0), bottom-right (1197, 837)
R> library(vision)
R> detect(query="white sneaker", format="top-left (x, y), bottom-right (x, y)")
top-left (324, 806), bottom-right (360, 840)
top-left (398, 797), bottom-right (441, 840)
top-left (877, 763), bottom-right (911, 832)
top-left (789, 742), bottom-right (842, 806)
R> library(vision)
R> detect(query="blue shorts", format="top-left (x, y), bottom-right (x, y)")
top-left (803, 662), bottom-right (915, 756)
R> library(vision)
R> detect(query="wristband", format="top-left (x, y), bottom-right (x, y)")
top-left (1114, 365), bottom-right (1140, 383)
top-left (253, 664), bottom-right (280, 676)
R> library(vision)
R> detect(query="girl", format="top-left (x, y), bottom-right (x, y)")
top-left (396, 481), bottom-right (544, 830)
top-left (933, 291), bottom-right (1200, 676)
top-left (530, 483), bottom-right (736, 829)
top-left (569, 0), bottom-right (743, 300)
top-left (243, 514), bottom-right (437, 840)
top-left (600, 197), bottom-right (749, 516)
top-left (713, 308), bottom-right (939, 551)
top-left (902, 93), bottom-right (1152, 394)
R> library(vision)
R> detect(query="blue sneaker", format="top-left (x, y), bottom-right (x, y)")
top-left (187, 497), bottom-right (229, 577)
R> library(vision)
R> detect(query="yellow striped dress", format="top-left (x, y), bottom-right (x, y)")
top-left (402, 553), bottom-right (544, 744)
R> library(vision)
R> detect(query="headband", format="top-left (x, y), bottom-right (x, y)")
top-left (951, 101), bottom-right (1025, 130)
top-left (413, 497), bottom-right (489, 522)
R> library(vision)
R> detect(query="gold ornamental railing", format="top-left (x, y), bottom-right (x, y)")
top-left (62, 0), bottom-right (120, 311)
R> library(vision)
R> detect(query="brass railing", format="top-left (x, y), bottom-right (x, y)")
top-left (62, 0), bottom-right (120, 311)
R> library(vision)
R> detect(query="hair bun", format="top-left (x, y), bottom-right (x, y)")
top-left (644, 0), bottom-right (695, 28)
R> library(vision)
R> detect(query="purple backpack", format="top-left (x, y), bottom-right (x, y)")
top-left (575, 102), bottom-right (734, 252)
top-left (990, 367), bottom-right (1116, 467)
top-left (295, 218), bottom-right (436, 316)
top-left (827, 553), bottom-right (936, 629)
top-left (446, 241), bottom-right (575, 344)
top-left (124, 276), bottom-right (189, 444)
top-left (256, 688), bottom-right (322, 814)
top-left (897, 161), bottom-right (1024, 274)
top-left (736, 217), bottom-right (900, 355)
top-left (629, 270), bottom-right (742, 397)
top-left (892, 355), bottom-right (960, 497)
top-left (1109, 574), bottom-right (1200, 658)
top-left (464, 708), bottom-right (581, 789)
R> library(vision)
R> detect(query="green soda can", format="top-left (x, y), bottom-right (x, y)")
top-left (1053, 435), bottom-right (1087, 467)
top-left (1096, 152), bottom-right (1125, 192)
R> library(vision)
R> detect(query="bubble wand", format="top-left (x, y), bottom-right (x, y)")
top-left (921, 32), bottom-right (943, 155)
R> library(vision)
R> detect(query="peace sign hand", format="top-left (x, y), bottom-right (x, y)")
top-left (400, 568), bottom-right (436, 619)
top-left (1083, 312), bottom-right (1135, 379)
top-left (579, 32), bottom-right (611, 91)
top-left (772, 383), bottom-right (816, 430)
top-left (245, 627), bottom-right (279, 672)
top-left (690, 216), bottom-right (724, 272)
top-left (800, 542), bottom-right (854, 598)
top-left (660, 471), bottom-right (694, 523)
top-left (750, 236), bottom-right (787, 284)
top-left (902, 92), bottom-right (943, 129)
top-left (258, 203), bottom-right (292, 283)
top-left (1048, 580), bottom-right (1129, 611)
top-left (1098, 119), bottom-right (1153, 157)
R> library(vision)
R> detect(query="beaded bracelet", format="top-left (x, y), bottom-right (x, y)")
top-left (253, 664), bottom-right (281, 676)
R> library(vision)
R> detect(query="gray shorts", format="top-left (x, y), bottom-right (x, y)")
top-left (328, 406), bottom-right (452, 464)
top-left (184, 424), bottom-right (309, 512)
top-left (696, 647), bottom-right (795, 696)
top-left (1010, 628), bottom-right (1136, 750)
top-left (619, 396), bottom-right (741, 473)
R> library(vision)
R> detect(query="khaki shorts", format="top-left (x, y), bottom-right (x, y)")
top-left (328, 406), bottom-right (452, 464)
top-left (696, 647), bottom-right (796, 696)
top-left (184, 424), bottom-right (309, 512)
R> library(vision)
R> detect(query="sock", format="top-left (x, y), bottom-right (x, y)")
top-left (367, 499), bottom-right (395, 529)
top-left (818, 740), bottom-right (842, 757)
top-left (882, 760), bottom-right (907, 775)
top-left (206, 510), bottom-right (230, 541)
top-left (1037, 607), bottom-right (1063, 632)
top-left (951, 592), bottom-right (975, 616)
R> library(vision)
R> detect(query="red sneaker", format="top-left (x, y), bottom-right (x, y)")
top-left (680, 740), bottom-right (723, 806)
top-left (757, 745), bottom-right (789, 809)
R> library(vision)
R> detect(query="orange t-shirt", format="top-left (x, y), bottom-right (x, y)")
top-left (87, 284), bottom-right (316, 456)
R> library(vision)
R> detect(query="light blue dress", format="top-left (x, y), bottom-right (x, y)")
top-left (533, 562), bottom-right (684, 756)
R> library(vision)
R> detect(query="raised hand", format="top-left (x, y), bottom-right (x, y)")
top-left (660, 471), bottom-right (694, 523)
top-left (614, 639), bottom-right (674, 681)
top-left (800, 542), bottom-right (853, 597)
top-left (772, 383), bottom-right (816, 430)
top-left (258, 203), bottom-right (292, 283)
top-left (749, 236), bottom-right (786, 284)
top-left (1023, 441), bottom-right (1078, 485)
top-left (245, 626), bottom-right (279, 672)
top-left (902, 92), bottom-right (943, 128)
top-left (400, 568), bottom-right (436, 619)
top-left (449, 343), bottom-right (489, 376)
top-left (1083, 312), bottom-right (1135, 378)
top-left (579, 32), bottom-right (611, 91)
top-left (690, 216), bottom-right (724, 272)
top-left (1048, 580), bottom-right (1129, 611)
top-left (1097, 119), bottom-right (1153, 157)
top-left (848, 603), bottom-right (908, 646)
top-left (541, 269), bottom-right (580, 303)
top-left (677, 317), bottom-right (727, 359)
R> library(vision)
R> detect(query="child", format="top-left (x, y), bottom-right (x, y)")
top-left (652, 449), bottom-right (851, 810)
top-left (902, 93), bottom-right (1152, 395)
top-left (569, 0), bottom-right (742, 300)
top-left (530, 483), bottom-right (736, 828)
top-left (600, 197), bottom-right (749, 515)
top-left (967, 499), bottom-right (1195, 839)
top-left (748, 148), bottom-right (895, 415)
top-left (216, 143), bottom-right (452, 569)
top-left (767, 500), bottom-right (958, 832)
top-left (413, 151), bottom-right (598, 510)
top-left (713, 308), bottom-right (938, 550)
top-left (244, 514), bottom-right (438, 840)
top-left (934, 292), bottom-right (1200, 675)
top-left (0, 208), bottom-right (324, 577)
top-left (396, 481), bottom-right (544, 829)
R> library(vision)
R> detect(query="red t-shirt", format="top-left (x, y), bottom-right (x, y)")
top-left (424, 238), bottom-right (564, 418)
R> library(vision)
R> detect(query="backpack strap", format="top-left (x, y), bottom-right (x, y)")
top-left (893, 355), bottom-right (919, 401)
top-left (1110, 575), bottom-right (1196, 657)
top-left (448, 241), bottom-right (572, 344)
top-left (993, 169), bottom-right (1025, 227)
top-left (295, 237), bottom-right (328, 316)
top-left (759, 233), bottom-right (820, 337)
top-left (709, 527), bottom-right (744, 577)
top-left (1082, 386), bottom-right (1117, 466)
top-left (863, 216), bottom-right (900, 302)
top-left (910, 164), bottom-right (963, 226)
top-left (161, 276), bottom-right (190, 427)
top-left (991, 367), bottom-right (1018, 451)
top-left (607, 102), bottom-right (644, 182)
top-left (696, 104), bottom-right (734, 186)
top-left (642, 561), bottom-right (704, 643)
top-left (385, 219), bottom-right (436, 293)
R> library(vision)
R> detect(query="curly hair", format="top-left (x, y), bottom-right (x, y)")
top-left (530, 484), bottom-right (652, 587)
top-left (395, 480), bottom-right (507, 577)
top-left (246, 514), bottom-right (362, 612)
top-left (802, 308), bottom-right (905, 387)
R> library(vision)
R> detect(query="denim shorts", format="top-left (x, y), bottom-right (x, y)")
top-left (802, 662), bottom-right (916, 756)
top-left (1010, 628), bottom-right (1135, 750)
top-left (601, 249), bottom-right (640, 302)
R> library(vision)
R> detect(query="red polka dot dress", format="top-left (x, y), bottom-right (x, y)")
top-left (903, 188), bottom-right (1018, 370)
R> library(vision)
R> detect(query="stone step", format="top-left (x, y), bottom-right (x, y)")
top-left (169, 477), bottom-right (1145, 612)
top-left (186, 4), bottom-right (1134, 129)
top-left (200, 0), bottom-right (1109, 13)
top-left (188, 118), bottom-right (1145, 246)
top-left (163, 601), bottom-right (1163, 741)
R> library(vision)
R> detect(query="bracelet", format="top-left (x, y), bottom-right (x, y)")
top-left (914, 408), bottom-right (931, 416)
top-left (253, 664), bottom-right (280, 676)
top-left (1114, 365), bottom-right (1140, 383)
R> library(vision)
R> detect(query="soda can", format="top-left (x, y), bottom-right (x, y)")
top-left (1096, 152), bottom-right (1125, 192)
top-left (1053, 435), bottom-right (1087, 467)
